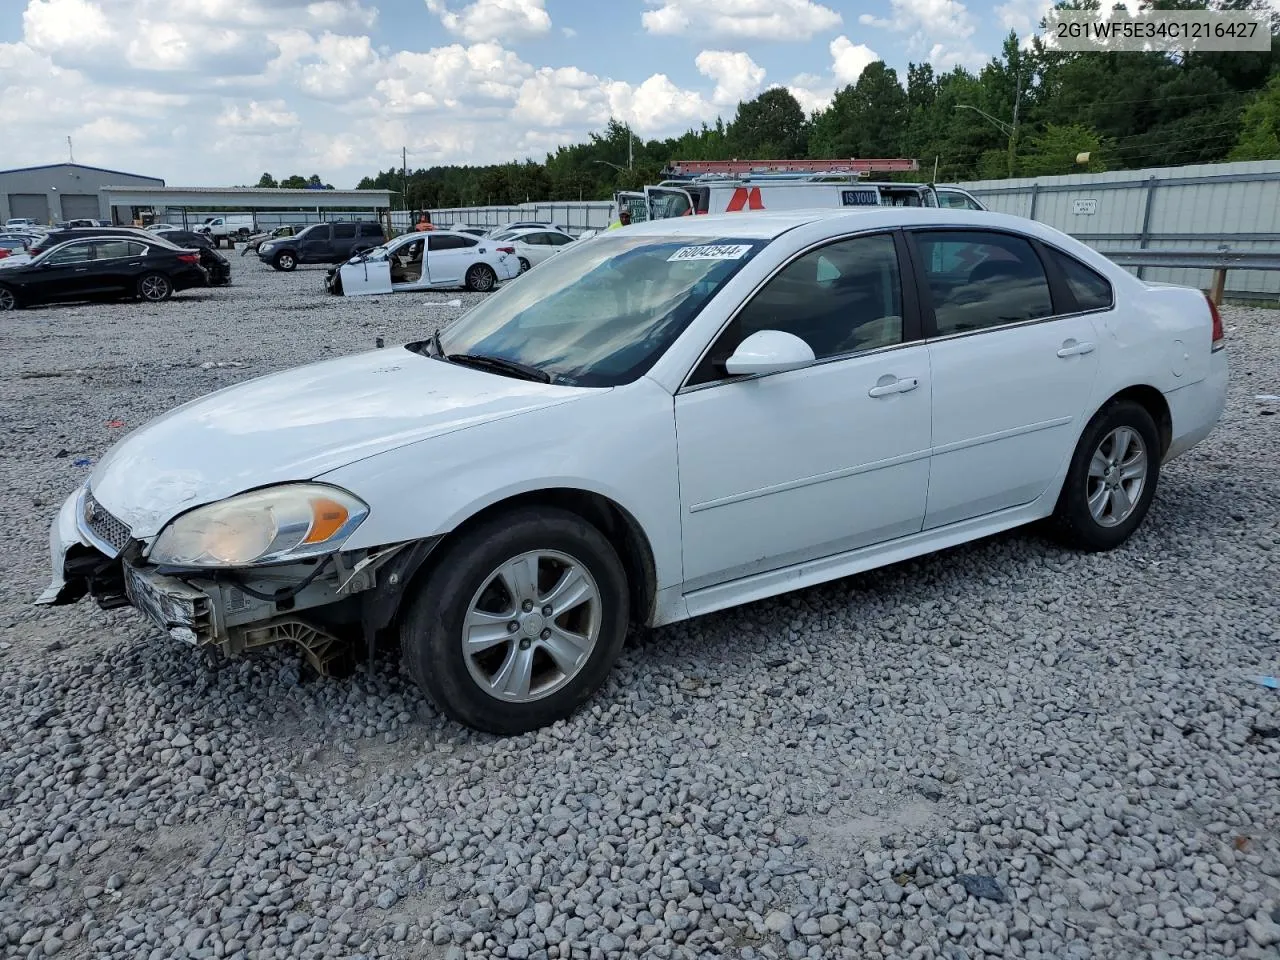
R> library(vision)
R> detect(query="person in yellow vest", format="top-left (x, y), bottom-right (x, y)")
top-left (606, 209), bottom-right (632, 230)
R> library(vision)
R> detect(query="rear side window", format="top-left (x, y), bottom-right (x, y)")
top-left (913, 230), bottom-right (1053, 336)
top-left (94, 240), bottom-right (144, 259)
top-left (333, 224), bottom-right (357, 240)
top-left (429, 234), bottom-right (469, 251)
top-left (360, 223), bottom-right (383, 237)
top-left (936, 190), bottom-right (983, 210)
top-left (1046, 247), bottom-right (1113, 311)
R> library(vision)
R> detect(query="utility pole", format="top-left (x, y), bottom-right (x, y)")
top-left (1008, 63), bottom-right (1022, 179)
top-left (67, 136), bottom-right (74, 163)
top-left (628, 127), bottom-right (633, 170)
top-left (402, 147), bottom-right (408, 212)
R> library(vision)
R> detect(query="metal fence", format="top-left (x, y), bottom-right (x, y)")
top-left (404, 202), bottom-right (616, 235)
top-left (959, 159), bottom-right (1280, 299)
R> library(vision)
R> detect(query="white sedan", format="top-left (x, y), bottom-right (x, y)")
top-left (325, 229), bottom-right (520, 296)
top-left (490, 227), bottom-right (577, 273)
top-left (39, 208), bottom-right (1227, 734)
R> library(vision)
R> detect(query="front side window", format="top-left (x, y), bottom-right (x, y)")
top-left (688, 232), bottom-right (904, 385)
top-left (548, 233), bottom-right (575, 246)
top-left (1045, 246), bottom-right (1113, 311)
top-left (46, 242), bottom-right (94, 265)
top-left (913, 230), bottom-right (1053, 336)
top-left (435, 234), bottom-right (765, 387)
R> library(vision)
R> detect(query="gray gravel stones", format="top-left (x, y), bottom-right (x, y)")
top-left (2, 263), bottom-right (1280, 960)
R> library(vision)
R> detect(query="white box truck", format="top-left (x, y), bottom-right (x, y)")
top-left (195, 215), bottom-right (257, 248)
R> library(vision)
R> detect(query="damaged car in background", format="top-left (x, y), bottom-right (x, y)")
top-left (325, 229), bottom-right (519, 295)
top-left (38, 207), bottom-right (1227, 735)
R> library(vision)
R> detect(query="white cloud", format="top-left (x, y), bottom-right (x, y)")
top-left (695, 50), bottom-right (766, 107)
top-left (425, 0), bottom-right (552, 43)
top-left (561, 27), bottom-right (576, 38)
top-left (858, 0), bottom-right (987, 72)
top-left (216, 99), bottom-right (302, 134)
top-left (377, 42), bottom-right (531, 111)
top-left (785, 74), bottom-right (834, 113)
top-left (75, 116), bottom-right (145, 144)
top-left (641, 0), bottom-right (841, 41)
top-left (830, 36), bottom-right (878, 85)
top-left (994, 0), bottom-right (1052, 36)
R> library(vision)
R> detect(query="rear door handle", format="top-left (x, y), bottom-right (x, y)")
top-left (868, 376), bottom-right (919, 398)
top-left (1057, 340), bottom-right (1095, 358)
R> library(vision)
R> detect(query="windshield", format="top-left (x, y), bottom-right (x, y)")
top-left (434, 233), bottom-right (765, 387)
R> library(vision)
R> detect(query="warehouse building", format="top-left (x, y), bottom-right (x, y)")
top-left (0, 163), bottom-right (164, 225)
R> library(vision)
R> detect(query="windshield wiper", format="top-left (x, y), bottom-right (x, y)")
top-left (444, 352), bottom-right (551, 383)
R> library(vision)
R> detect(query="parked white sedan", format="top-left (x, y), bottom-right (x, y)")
top-left (490, 227), bottom-right (577, 273)
top-left (325, 229), bottom-right (520, 296)
top-left (39, 208), bottom-right (1227, 734)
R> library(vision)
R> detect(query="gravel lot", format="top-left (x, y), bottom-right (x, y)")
top-left (1, 254), bottom-right (1278, 960)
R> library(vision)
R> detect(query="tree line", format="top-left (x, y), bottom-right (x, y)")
top-left (348, 6), bottom-right (1280, 209)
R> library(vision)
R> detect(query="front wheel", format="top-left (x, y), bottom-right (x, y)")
top-left (518, 257), bottom-right (531, 274)
top-left (274, 251), bottom-right (297, 271)
top-left (1051, 399), bottom-right (1161, 552)
top-left (0, 284), bottom-right (18, 311)
top-left (400, 507), bottom-right (630, 734)
top-left (137, 273), bottom-right (172, 302)
top-left (465, 263), bottom-right (496, 292)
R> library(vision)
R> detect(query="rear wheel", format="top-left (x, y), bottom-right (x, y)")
top-left (274, 251), bottom-right (297, 271)
top-left (466, 263), bottom-right (496, 292)
top-left (400, 507), bottom-right (629, 734)
top-left (137, 273), bottom-right (172, 302)
top-left (1051, 399), bottom-right (1161, 551)
top-left (0, 285), bottom-right (17, 311)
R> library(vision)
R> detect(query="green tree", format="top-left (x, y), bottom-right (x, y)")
top-left (810, 62), bottom-right (908, 159)
top-left (279, 174), bottom-right (309, 189)
top-left (1230, 73), bottom-right (1280, 160)
top-left (727, 88), bottom-right (809, 158)
top-left (256, 172), bottom-right (278, 188)
top-left (1017, 123), bottom-right (1109, 175)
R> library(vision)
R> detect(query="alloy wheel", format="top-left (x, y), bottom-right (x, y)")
top-left (462, 550), bottom-right (602, 703)
top-left (1086, 426), bottom-right (1148, 527)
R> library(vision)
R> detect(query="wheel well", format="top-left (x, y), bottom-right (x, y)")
top-left (1109, 385), bottom-right (1172, 456)
top-left (411, 489), bottom-right (657, 626)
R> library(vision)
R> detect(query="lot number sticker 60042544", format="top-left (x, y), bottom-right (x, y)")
top-left (667, 244), bottom-right (753, 262)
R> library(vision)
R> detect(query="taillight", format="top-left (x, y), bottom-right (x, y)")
top-left (497, 246), bottom-right (515, 254)
top-left (0, 249), bottom-right (9, 259)
top-left (177, 253), bottom-right (200, 264)
top-left (1205, 294), bottom-right (1225, 351)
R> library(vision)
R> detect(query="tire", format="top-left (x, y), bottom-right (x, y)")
top-left (400, 506), bottom-right (630, 735)
top-left (0, 284), bottom-right (17, 311)
top-left (518, 257), bottom-right (531, 274)
top-left (137, 273), bottom-right (172, 302)
top-left (1051, 399), bottom-right (1161, 552)
top-left (465, 263), bottom-right (496, 292)
top-left (274, 251), bottom-right (297, 271)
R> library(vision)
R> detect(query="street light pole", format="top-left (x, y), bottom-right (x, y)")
top-left (955, 103), bottom-right (1020, 177)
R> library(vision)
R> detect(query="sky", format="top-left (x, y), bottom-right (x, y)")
top-left (0, 0), bottom-right (1053, 188)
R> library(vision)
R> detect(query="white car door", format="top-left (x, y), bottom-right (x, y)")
top-left (425, 233), bottom-right (471, 286)
top-left (518, 232), bottom-right (556, 266)
top-left (910, 228), bottom-right (1102, 530)
top-left (339, 253), bottom-right (392, 296)
top-left (674, 231), bottom-right (932, 591)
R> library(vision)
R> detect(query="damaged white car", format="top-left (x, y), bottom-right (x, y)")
top-left (39, 208), bottom-right (1227, 734)
top-left (325, 229), bottom-right (520, 296)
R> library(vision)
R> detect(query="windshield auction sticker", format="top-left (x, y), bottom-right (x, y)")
top-left (1041, 8), bottom-right (1269, 52)
top-left (668, 244), bottom-right (753, 262)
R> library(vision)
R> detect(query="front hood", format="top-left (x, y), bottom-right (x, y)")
top-left (89, 349), bottom-right (595, 538)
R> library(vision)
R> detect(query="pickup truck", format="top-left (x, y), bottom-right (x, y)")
top-left (196, 215), bottom-right (256, 248)
top-left (257, 221), bottom-right (386, 271)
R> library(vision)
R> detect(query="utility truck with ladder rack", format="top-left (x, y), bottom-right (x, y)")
top-left (617, 158), bottom-right (985, 223)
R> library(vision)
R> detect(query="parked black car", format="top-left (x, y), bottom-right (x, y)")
top-left (257, 220), bottom-right (385, 271)
top-left (0, 236), bottom-right (207, 311)
top-left (24, 226), bottom-right (229, 286)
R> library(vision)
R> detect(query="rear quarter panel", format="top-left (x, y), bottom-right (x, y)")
top-left (1091, 282), bottom-right (1213, 400)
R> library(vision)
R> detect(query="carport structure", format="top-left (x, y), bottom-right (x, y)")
top-left (100, 185), bottom-right (394, 230)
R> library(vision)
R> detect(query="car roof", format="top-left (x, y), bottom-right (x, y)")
top-left (617, 206), bottom-right (1036, 240)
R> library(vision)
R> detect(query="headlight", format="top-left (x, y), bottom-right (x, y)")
top-left (260, 241), bottom-right (276, 252)
top-left (149, 483), bottom-right (368, 567)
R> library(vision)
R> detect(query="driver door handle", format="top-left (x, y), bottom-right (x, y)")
top-left (1057, 339), bottom-right (1095, 358)
top-left (868, 376), bottom-right (919, 398)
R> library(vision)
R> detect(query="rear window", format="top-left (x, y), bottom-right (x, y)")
top-left (1046, 247), bottom-right (1113, 311)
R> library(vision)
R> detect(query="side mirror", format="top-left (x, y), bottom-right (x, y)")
top-left (724, 330), bottom-right (815, 377)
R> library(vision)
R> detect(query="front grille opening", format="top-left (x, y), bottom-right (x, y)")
top-left (83, 491), bottom-right (132, 554)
